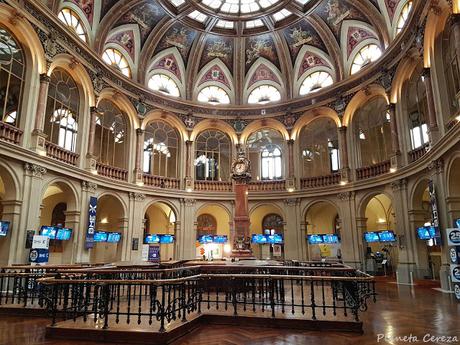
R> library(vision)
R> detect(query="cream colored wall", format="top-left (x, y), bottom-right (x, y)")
top-left (196, 205), bottom-right (230, 236)
top-left (305, 203), bottom-right (337, 235)
top-left (250, 204), bottom-right (283, 259)
top-left (145, 203), bottom-right (175, 261)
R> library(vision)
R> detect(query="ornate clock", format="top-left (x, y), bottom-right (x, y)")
top-left (232, 157), bottom-right (250, 176)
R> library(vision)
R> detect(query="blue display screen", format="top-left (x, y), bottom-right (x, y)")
top-left (417, 226), bottom-right (435, 240)
top-left (40, 226), bottom-right (57, 239)
top-left (378, 231), bottom-right (396, 242)
top-left (56, 228), bottom-right (72, 241)
top-left (198, 235), bottom-right (214, 244)
top-left (455, 219), bottom-right (460, 229)
top-left (213, 235), bottom-right (228, 244)
top-left (307, 235), bottom-right (324, 244)
top-left (364, 232), bottom-right (380, 243)
top-left (159, 235), bottom-right (175, 244)
top-left (251, 234), bottom-right (268, 244)
top-left (267, 234), bottom-right (283, 244)
top-left (0, 221), bottom-right (10, 237)
top-left (145, 234), bottom-right (160, 244)
top-left (94, 231), bottom-right (108, 242)
top-left (322, 234), bottom-right (340, 244)
top-left (107, 232), bottom-right (121, 243)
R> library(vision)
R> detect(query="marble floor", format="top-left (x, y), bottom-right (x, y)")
top-left (0, 277), bottom-right (458, 345)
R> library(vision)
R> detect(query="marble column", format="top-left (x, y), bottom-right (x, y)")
top-left (76, 181), bottom-right (97, 264)
top-left (134, 128), bottom-right (145, 184)
top-left (388, 103), bottom-right (402, 169)
top-left (63, 210), bottom-right (80, 264)
top-left (283, 198), bottom-right (301, 260)
top-left (338, 126), bottom-right (350, 182)
top-left (185, 140), bottom-right (193, 191)
top-left (422, 68), bottom-right (440, 143)
top-left (286, 139), bottom-right (295, 191)
top-left (127, 192), bottom-right (146, 262)
top-left (0, 200), bottom-right (22, 265)
top-left (30, 74), bottom-right (51, 154)
top-left (85, 107), bottom-right (99, 171)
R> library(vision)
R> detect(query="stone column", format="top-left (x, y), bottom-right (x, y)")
top-left (127, 192), bottom-right (146, 262)
top-left (337, 192), bottom-right (361, 268)
top-left (355, 217), bottom-right (368, 271)
top-left (76, 181), bottom-right (97, 264)
top-left (451, 14), bottom-right (460, 109)
top-left (63, 210), bottom-right (80, 264)
top-left (118, 217), bottom-right (130, 261)
top-left (338, 126), bottom-right (350, 182)
top-left (85, 107), bottom-right (99, 171)
top-left (286, 139), bottom-right (295, 191)
top-left (388, 103), bottom-right (402, 169)
top-left (0, 200), bottom-right (22, 265)
top-left (180, 198), bottom-right (196, 260)
top-left (30, 74), bottom-right (51, 154)
top-left (134, 128), bottom-right (145, 184)
top-left (283, 199), bottom-right (301, 260)
top-left (185, 140), bottom-right (193, 191)
top-left (299, 221), bottom-right (308, 261)
top-left (408, 210), bottom-right (431, 279)
top-left (422, 68), bottom-right (440, 143)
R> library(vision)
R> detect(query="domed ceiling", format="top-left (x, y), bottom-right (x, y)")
top-left (50, 0), bottom-right (414, 105)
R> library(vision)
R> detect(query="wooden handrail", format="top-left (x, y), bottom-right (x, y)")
top-left (45, 141), bottom-right (79, 165)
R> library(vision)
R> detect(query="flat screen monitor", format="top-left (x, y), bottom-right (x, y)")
top-left (145, 234), bottom-right (160, 244)
top-left (107, 232), bottom-right (121, 243)
top-left (40, 226), bottom-right (57, 239)
top-left (159, 234), bottom-right (175, 244)
top-left (364, 232), bottom-right (380, 243)
top-left (322, 234), bottom-right (340, 244)
top-left (307, 235), bottom-right (324, 244)
top-left (417, 226), bottom-right (436, 240)
top-left (251, 234), bottom-right (268, 244)
top-left (455, 218), bottom-right (460, 229)
top-left (213, 235), bottom-right (228, 244)
top-left (198, 235), bottom-right (214, 244)
top-left (378, 231), bottom-right (396, 242)
top-left (56, 228), bottom-right (72, 241)
top-left (0, 221), bottom-right (10, 237)
top-left (94, 231), bottom-right (108, 242)
top-left (267, 234), bottom-right (283, 244)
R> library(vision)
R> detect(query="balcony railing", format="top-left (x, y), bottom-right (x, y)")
top-left (96, 162), bottom-right (128, 181)
top-left (356, 160), bottom-right (391, 180)
top-left (194, 180), bottom-right (233, 192)
top-left (408, 144), bottom-right (429, 163)
top-left (249, 180), bottom-right (286, 191)
top-left (0, 121), bottom-right (22, 145)
top-left (45, 141), bottom-right (79, 166)
top-left (301, 173), bottom-right (341, 189)
top-left (143, 174), bottom-right (180, 189)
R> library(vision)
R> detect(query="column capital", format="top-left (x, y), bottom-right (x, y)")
top-left (39, 73), bottom-right (51, 83)
top-left (136, 128), bottom-right (144, 136)
top-left (284, 198), bottom-right (300, 207)
top-left (338, 125), bottom-right (347, 133)
top-left (186, 140), bottom-right (193, 146)
top-left (422, 67), bottom-right (431, 79)
top-left (90, 106), bottom-right (99, 115)
top-left (129, 192), bottom-right (146, 202)
top-left (287, 139), bottom-right (295, 145)
top-left (23, 163), bottom-right (46, 178)
top-left (81, 181), bottom-right (97, 193)
top-left (388, 103), bottom-right (396, 112)
top-left (181, 198), bottom-right (196, 207)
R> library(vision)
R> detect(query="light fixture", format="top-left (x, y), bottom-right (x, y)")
top-left (287, 188), bottom-right (294, 193)
top-left (136, 181), bottom-right (144, 186)
top-left (390, 168), bottom-right (397, 173)
top-left (91, 169), bottom-right (98, 175)
top-left (456, 114), bottom-right (460, 122)
top-left (186, 188), bottom-right (193, 193)
top-left (359, 130), bottom-right (366, 140)
top-left (340, 181), bottom-right (347, 186)
top-left (424, 222), bottom-right (432, 227)
top-left (207, 97), bottom-right (220, 105)
top-left (101, 217), bottom-right (108, 224)
top-left (224, 244), bottom-right (232, 254)
top-left (258, 96), bottom-right (271, 105)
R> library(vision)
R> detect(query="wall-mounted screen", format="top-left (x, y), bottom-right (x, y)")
top-left (417, 226), bottom-right (436, 240)
top-left (107, 232), bottom-right (121, 243)
top-left (159, 234), bottom-right (175, 244)
top-left (56, 228), bottom-right (72, 241)
top-left (364, 232), bottom-right (380, 243)
top-left (251, 234), bottom-right (268, 244)
top-left (455, 219), bottom-right (460, 229)
top-left (322, 234), bottom-right (340, 244)
top-left (94, 231), bottom-right (108, 242)
top-left (40, 226), bottom-right (57, 239)
top-left (145, 234), bottom-right (160, 244)
top-left (213, 235), bottom-right (228, 244)
top-left (0, 221), bottom-right (10, 237)
top-left (378, 231), bottom-right (396, 242)
top-left (198, 235), bottom-right (214, 244)
top-left (267, 234), bottom-right (283, 244)
top-left (307, 235), bottom-right (324, 244)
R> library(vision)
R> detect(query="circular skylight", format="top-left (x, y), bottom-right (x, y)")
top-left (201, 0), bottom-right (280, 14)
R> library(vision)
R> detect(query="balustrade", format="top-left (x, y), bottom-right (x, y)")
top-left (356, 160), bottom-right (391, 180)
top-left (143, 174), bottom-right (180, 189)
top-left (301, 173), bottom-right (341, 189)
top-left (45, 141), bottom-right (79, 166)
top-left (194, 180), bottom-right (233, 192)
top-left (96, 162), bottom-right (128, 181)
top-left (0, 122), bottom-right (22, 145)
top-left (408, 144), bottom-right (429, 163)
top-left (248, 180), bottom-right (286, 191)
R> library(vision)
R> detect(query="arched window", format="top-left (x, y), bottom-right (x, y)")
top-left (44, 69), bottom-right (80, 152)
top-left (195, 130), bottom-right (231, 181)
top-left (58, 8), bottom-right (87, 42)
top-left (396, 1), bottom-right (413, 35)
top-left (350, 44), bottom-right (382, 75)
top-left (102, 48), bottom-right (131, 78)
top-left (0, 27), bottom-right (25, 127)
top-left (262, 213), bottom-right (284, 234)
top-left (443, 25), bottom-right (460, 119)
top-left (51, 202), bottom-right (67, 227)
top-left (299, 118), bottom-right (340, 177)
top-left (299, 71), bottom-right (333, 95)
top-left (197, 86), bottom-right (230, 105)
top-left (148, 74), bottom-right (180, 97)
top-left (247, 128), bottom-right (284, 180)
top-left (406, 64), bottom-right (429, 150)
top-left (353, 96), bottom-right (392, 167)
top-left (248, 85), bottom-right (281, 104)
top-left (197, 214), bottom-right (217, 237)
top-left (143, 121), bottom-right (179, 177)
top-left (94, 100), bottom-right (128, 169)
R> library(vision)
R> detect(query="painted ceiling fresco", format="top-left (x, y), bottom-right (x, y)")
top-left (51, 0), bottom-right (412, 100)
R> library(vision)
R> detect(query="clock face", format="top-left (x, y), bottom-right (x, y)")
top-left (235, 162), bottom-right (246, 174)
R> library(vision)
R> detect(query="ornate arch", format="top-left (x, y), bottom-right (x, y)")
top-left (423, 0), bottom-right (451, 68)
top-left (96, 191), bottom-right (128, 219)
top-left (302, 199), bottom-right (340, 224)
top-left (97, 88), bottom-right (139, 131)
top-left (40, 178), bottom-right (80, 211)
top-left (141, 110), bottom-right (187, 141)
top-left (57, 2), bottom-right (93, 45)
top-left (243, 57), bottom-right (285, 102)
top-left (190, 119), bottom-right (238, 145)
top-left (389, 50), bottom-right (421, 103)
top-left (0, 158), bottom-right (21, 201)
top-left (240, 118), bottom-right (289, 144)
top-left (193, 58), bottom-right (235, 103)
top-left (291, 107), bottom-right (341, 140)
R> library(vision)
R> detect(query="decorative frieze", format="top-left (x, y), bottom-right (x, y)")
top-left (391, 179), bottom-right (408, 191)
top-left (337, 192), bottom-right (354, 201)
top-left (181, 198), bottom-right (196, 207)
top-left (427, 158), bottom-right (444, 175)
top-left (284, 198), bottom-right (300, 207)
top-left (129, 192), bottom-right (146, 202)
top-left (23, 163), bottom-right (47, 178)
